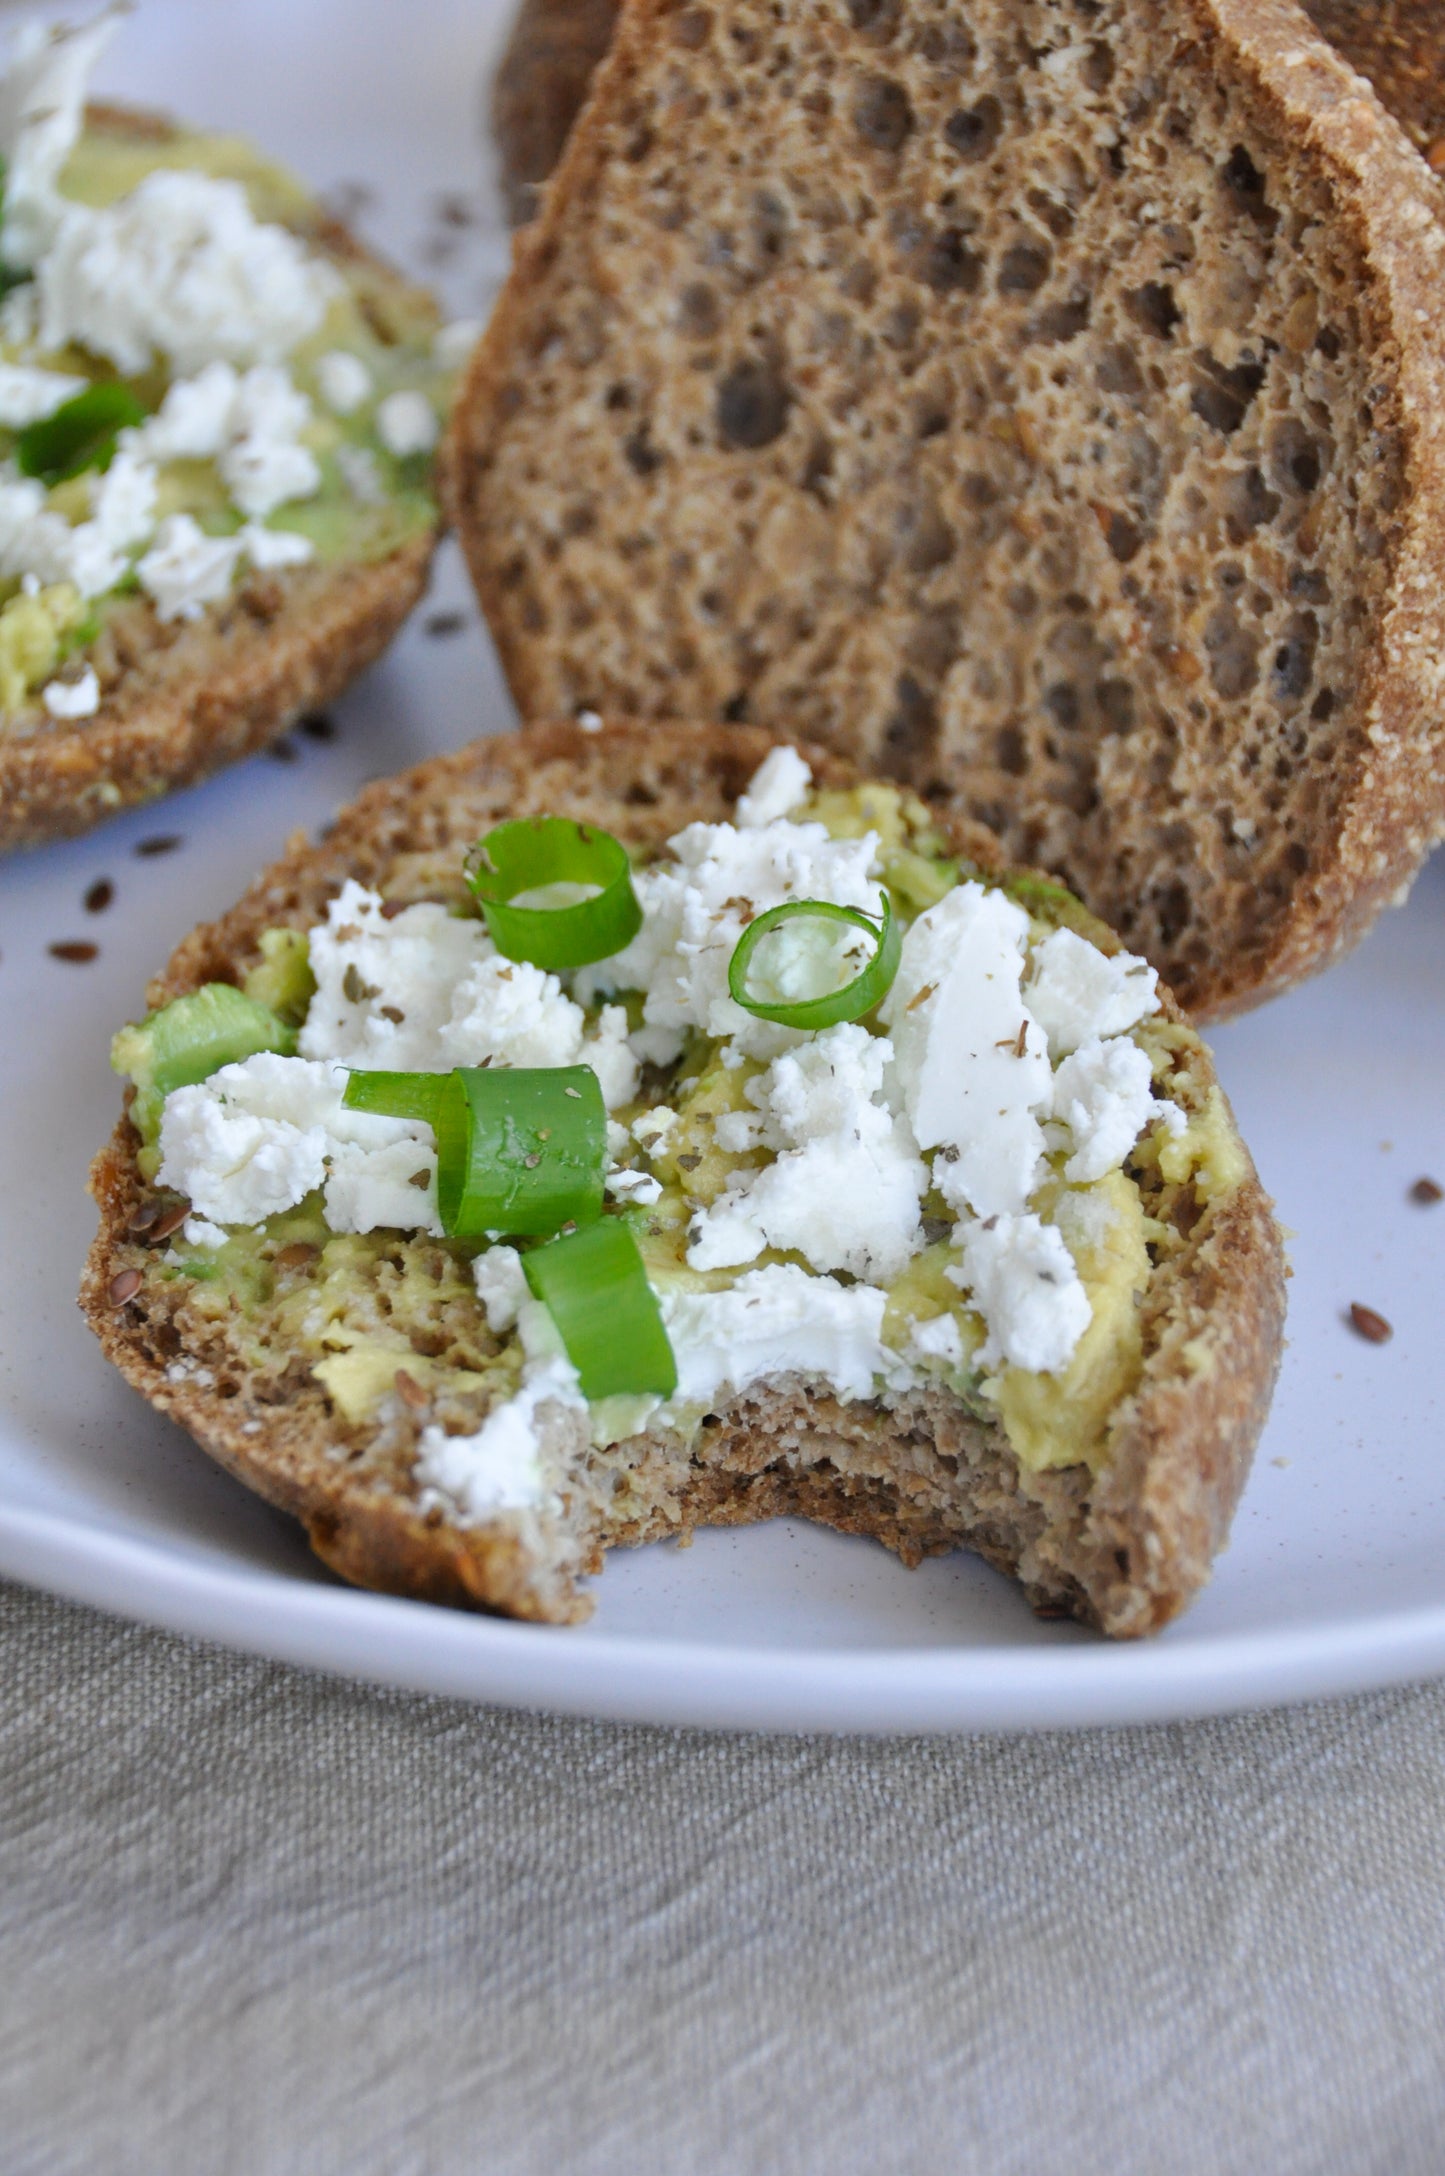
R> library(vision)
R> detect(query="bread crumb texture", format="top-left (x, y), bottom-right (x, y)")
top-left (83, 724), bottom-right (1285, 1638)
top-left (454, 0), bottom-right (1445, 1018)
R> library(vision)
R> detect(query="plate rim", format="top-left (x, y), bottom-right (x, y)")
top-left (6, 1501), bottom-right (1445, 1733)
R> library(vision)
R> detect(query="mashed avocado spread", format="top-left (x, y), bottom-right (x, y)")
top-left (114, 766), bottom-right (1238, 1483)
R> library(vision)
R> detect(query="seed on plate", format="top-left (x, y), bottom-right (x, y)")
top-left (300, 712), bottom-right (336, 741)
top-left (424, 610), bottom-right (466, 638)
top-left (1410, 1177), bottom-right (1442, 1206)
top-left (49, 940), bottom-right (97, 963)
top-left (84, 878), bottom-right (114, 914)
top-left (267, 738), bottom-right (298, 764)
top-left (1348, 1302), bottom-right (1393, 1345)
top-left (135, 834), bottom-right (182, 858)
top-left (108, 1268), bottom-right (142, 1307)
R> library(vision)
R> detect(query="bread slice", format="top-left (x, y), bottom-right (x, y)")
top-left (0, 103), bottom-right (443, 853)
top-left (490, 0), bottom-right (1445, 217)
top-left (453, 0), bottom-right (1445, 1021)
top-left (81, 721), bottom-right (1284, 1636)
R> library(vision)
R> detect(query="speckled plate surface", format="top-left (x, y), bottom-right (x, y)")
top-left (0, 0), bottom-right (1443, 1733)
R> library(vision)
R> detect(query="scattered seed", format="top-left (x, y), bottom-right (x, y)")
top-left (908, 983), bottom-right (937, 1013)
top-left (433, 191), bottom-right (478, 227)
top-left (148, 1200), bottom-right (192, 1243)
top-left (300, 712), bottom-right (336, 741)
top-left (342, 963), bottom-right (381, 1003)
top-left (394, 1369), bottom-right (429, 1410)
top-left (273, 1242), bottom-right (320, 1272)
top-left (408, 1169), bottom-right (431, 1188)
top-left (135, 834), bottom-right (182, 858)
top-left (379, 899), bottom-right (408, 920)
top-left (84, 877), bottom-right (114, 914)
top-left (676, 1151), bottom-right (702, 1171)
top-left (379, 1004), bottom-right (405, 1024)
top-left (126, 1200), bottom-right (162, 1234)
top-left (1427, 137), bottom-right (1445, 173)
top-left (108, 1268), bottom-right (142, 1307)
top-left (324, 180), bottom-right (374, 221)
top-left (267, 738), bottom-right (298, 764)
top-left (1349, 1302), bottom-right (1393, 1346)
top-left (523, 1152), bottom-right (542, 1169)
top-left (49, 940), bottom-right (97, 963)
top-left (1410, 1177), bottom-right (1442, 1206)
top-left (424, 610), bottom-right (466, 638)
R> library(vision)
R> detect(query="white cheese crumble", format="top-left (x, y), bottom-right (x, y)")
top-left (735, 744), bottom-right (812, 828)
top-left (687, 1024), bottom-right (926, 1281)
top-left (136, 515), bottom-right (242, 622)
top-left (375, 389), bottom-right (439, 458)
top-left (473, 1245), bottom-right (529, 1334)
top-left (315, 349), bottom-right (372, 416)
top-left (414, 1378), bottom-right (558, 1519)
top-left (1051, 1035), bottom-right (1183, 1186)
top-left (1025, 927), bottom-right (1161, 1059)
top-left (881, 881), bottom-right (1053, 1220)
top-left (0, 360), bottom-right (85, 425)
top-left (157, 1052), bottom-right (441, 1235)
top-left (41, 664), bottom-right (99, 718)
top-left (950, 1214), bottom-right (1092, 1375)
top-left (660, 1265), bottom-right (899, 1407)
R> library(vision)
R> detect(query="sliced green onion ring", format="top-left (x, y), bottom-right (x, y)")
top-left (465, 817), bottom-right (642, 970)
top-left (17, 384), bottom-right (147, 486)
top-left (523, 1220), bottom-right (677, 1400)
top-left (343, 1065), bottom-right (606, 1237)
top-left (727, 894), bottom-right (901, 1028)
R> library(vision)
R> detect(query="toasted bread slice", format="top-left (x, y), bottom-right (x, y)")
top-left (0, 102), bottom-right (445, 853)
top-left (82, 722), bottom-right (1284, 1636)
top-left (454, 0), bottom-right (1445, 1021)
top-left (490, 0), bottom-right (1445, 217)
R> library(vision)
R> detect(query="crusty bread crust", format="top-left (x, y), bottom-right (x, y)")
top-left (454, 0), bottom-right (1445, 1022)
top-left (0, 103), bottom-right (441, 853)
top-left (1300, 2), bottom-right (1445, 161)
top-left (81, 721), bottom-right (1285, 1636)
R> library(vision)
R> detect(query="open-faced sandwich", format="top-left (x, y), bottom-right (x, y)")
top-left (84, 724), bottom-right (1284, 1635)
top-left (454, 0), bottom-right (1445, 1021)
top-left (0, 10), bottom-right (475, 851)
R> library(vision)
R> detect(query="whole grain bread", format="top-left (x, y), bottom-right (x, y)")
top-left (454, 0), bottom-right (1445, 1022)
top-left (491, 0), bottom-right (1445, 216)
top-left (81, 721), bottom-right (1285, 1636)
top-left (0, 104), bottom-right (441, 854)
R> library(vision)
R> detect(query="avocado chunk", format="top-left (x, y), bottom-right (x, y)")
top-left (112, 983), bottom-right (296, 1142)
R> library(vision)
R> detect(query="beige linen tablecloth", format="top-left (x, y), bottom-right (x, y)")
top-left (3, 1575), bottom-right (1443, 2174)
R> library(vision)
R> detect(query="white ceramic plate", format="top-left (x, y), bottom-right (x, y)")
top-left (2, 0), bottom-right (1443, 1733)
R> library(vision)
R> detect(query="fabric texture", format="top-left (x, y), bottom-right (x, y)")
top-left (2, 1576), bottom-right (1443, 2175)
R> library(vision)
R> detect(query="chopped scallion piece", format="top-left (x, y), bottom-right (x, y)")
top-left (465, 816), bottom-right (642, 969)
top-left (727, 895), bottom-right (900, 1028)
top-left (17, 384), bottom-right (147, 486)
top-left (523, 1220), bottom-right (676, 1400)
top-left (343, 1065), bottom-right (606, 1237)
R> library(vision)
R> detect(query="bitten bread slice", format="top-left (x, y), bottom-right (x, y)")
top-left (490, 0), bottom-right (1445, 219)
top-left (82, 722), bottom-right (1284, 1637)
top-left (453, 0), bottom-right (1445, 1021)
top-left (0, 103), bottom-right (440, 853)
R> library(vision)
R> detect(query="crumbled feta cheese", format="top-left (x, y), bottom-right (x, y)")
top-left (473, 1245), bottom-right (529, 1334)
top-left (0, 475), bottom-right (43, 558)
top-left (218, 366), bottom-right (319, 518)
top-left (736, 745), bottom-right (812, 828)
top-left (41, 664), bottom-right (99, 719)
top-left (0, 13), bottom-right (121, 272)
top-left (315, 349), bottom-right (371, 416)
top-left (0, 362), bottom-right (86, 427)
top-left (631, 1105), bottom-right (678, 1155)
top-left (443, 952), bottom-right (587, 1071)
top-left (1051, 1035), bottom-right (1182, 1185)
top-left (1025, 927), bottom-right (1161, 1059)
top-left (157, 1052), bottom-right (440, 1233)
top-left (950, 1213), bottom-right (1092, 1375)
top-left (141, 362), bottom-right (240, 461)
top-left (240, 522), bottom-right (315, 571)
top-left (11, 506), bottom-right (127, 598)
top-left (686, 1024), bottom-right (925, 1280)
top-left (136, 515), bottom-right (241, 622)
top-left (606, 1169), bottom-right (663, 1206)
top-left (906, 1312), bottom-right (966, 1370)
top-left (375, 388), bottom-right (439, 458)
top-left (88, 442), bottom-right (158, 551)
top-left (433, 318), bottom-right (483, 370)
top-left (35, 172), bottom-right (332, 374)
top-left (181, 1217), bottom-right (229, 1252)
top-left (661, 1265), bottom-right (896, 1406)
top-left (881, 882), bottom-right (1053, 1220)
top-left (300, 880), bottom-right (496, 1071)
top-left (590, 813), bottom-right (883, 1060)
top-left (414, 1377), bottom-right (559, 1519)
